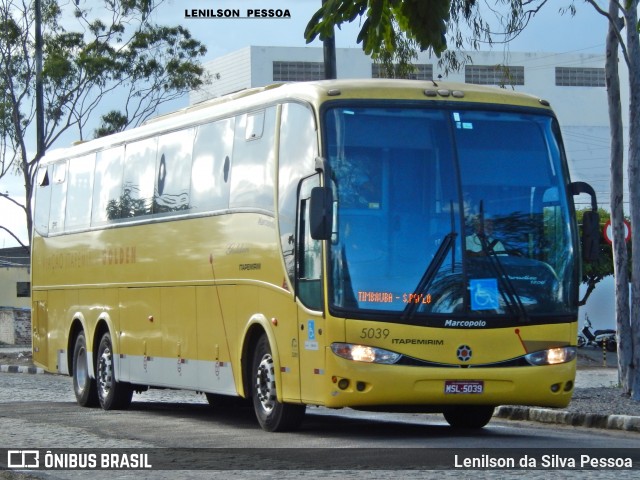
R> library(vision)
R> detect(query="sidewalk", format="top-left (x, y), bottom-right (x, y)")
top-left (0, 345), bottom-right (43, 374)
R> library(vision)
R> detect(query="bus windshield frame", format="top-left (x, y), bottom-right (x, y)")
top-left (322, 101), bottom-right (579, 327)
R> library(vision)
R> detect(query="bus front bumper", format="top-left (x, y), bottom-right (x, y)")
top-left (319, 352), bottom-right (576, 410)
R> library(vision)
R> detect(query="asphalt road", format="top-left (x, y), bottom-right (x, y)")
top-left (1, 372), bottom-right (640, 479)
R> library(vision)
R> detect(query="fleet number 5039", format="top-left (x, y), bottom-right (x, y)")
top-left (360, 328), bottom-right (390, 340)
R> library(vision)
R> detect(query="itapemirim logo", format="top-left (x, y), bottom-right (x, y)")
top-left (184, 1), bottom-right (292, 19)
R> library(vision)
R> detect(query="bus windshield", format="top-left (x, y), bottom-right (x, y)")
top-left (324, 105), bottom-right (576, 325)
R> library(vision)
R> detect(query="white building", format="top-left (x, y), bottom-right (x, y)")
top-left (190, 46), bottom-right (630, 210)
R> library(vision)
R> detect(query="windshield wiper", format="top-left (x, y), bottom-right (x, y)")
top-left (475, 209), bottom-right (529, 322)
top-left (402, 231), bottom-right (457, 322)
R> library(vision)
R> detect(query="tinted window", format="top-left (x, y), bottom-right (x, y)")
top-left (120, 138), bottom-right (158, 218)
top-left (278, 102), bottom-right (318, 285)
top-left (65, 153), bottom-right (95, 231)
top-left (92, 146), bottom-right (124, 225)
top-left (191, 117), bottom-right (235, 212)
top-left (49, 162), bottom-right (67, 234)
top-left (155, 129), bottom-right (194, 215)
top-left (34, 166), bottom-right (52, 236)
top-left (230, 107), bottom-right (276, 211)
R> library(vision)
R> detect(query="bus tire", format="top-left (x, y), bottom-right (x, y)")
top-left (72, 331), bottom-right (99, 407)
top-left (443, 405), bottom-right (495, 429)
top-left (96, 332), bottom-right (133, 410)
top-left (251, 334), bottom-right (305, 432)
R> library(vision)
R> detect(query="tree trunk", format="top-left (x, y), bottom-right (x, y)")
top-left (623, 0), bottom-right (640, 401)
top-left (606, 1), bottom-right (631, 395)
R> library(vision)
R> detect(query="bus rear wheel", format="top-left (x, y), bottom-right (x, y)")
top-left (72, 331), bottom-right (98, 407)
top-left (443, 405), bottom-right (495, 429)
top-left (96, 332), bottom-right (133, 410)
top-left (251, 334), bottom-right (305, 432)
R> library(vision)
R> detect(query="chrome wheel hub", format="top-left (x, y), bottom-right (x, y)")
top-left (255, 354), bottom-right (276, 413)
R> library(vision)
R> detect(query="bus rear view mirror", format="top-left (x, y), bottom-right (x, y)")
top-left (581, 210), bottom-right (600, 263)
top-left (310, 186), bottom-right (333, 240)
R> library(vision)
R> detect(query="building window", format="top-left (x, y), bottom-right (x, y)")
top-left (17, 282), bottom-right (30, 298)
top-left (371, 63), bottom-right (433, 80)
top-left (555, 67), bottom-right (605, 87)
top-left (465, 65), bottom-right (525, 86)
top-left (273, 61), bottom-right (325, 82)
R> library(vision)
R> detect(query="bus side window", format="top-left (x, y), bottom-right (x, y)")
top-left (65, 153), bottom-right (95, 232)
top-left (49, 162), bottom-right (68, 234)
top-left (278, 102), bottom-right (318, 288)
top-left (230, 107), bottom-right (276, 212)
top-left (191, 117), bottom-right (235, 212)
top-left (154, 129), bottom-right (194, 215)
top-left (92, 146), bottom-right (125, 225)
top-left (121, 137), bottom-right (158, 218)
top-left (34, 166), bottom-right (52, 236)
top-left (297, 175), bottom-right (323, 310)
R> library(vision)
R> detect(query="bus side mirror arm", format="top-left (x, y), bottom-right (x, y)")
top-left (570, 181), bottom-right (600, 262)
top-left (310, 186), bottom-right (333, 240)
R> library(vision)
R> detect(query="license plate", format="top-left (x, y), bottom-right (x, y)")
top-left (444, 380), bottom-right (484, 394)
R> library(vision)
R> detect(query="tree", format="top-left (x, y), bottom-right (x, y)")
top-left (305, 1), bottom-right (548, 73)
top-left (371, 21), bottom-right (419, 79)
top-left (573, 0), bottom-right (640, 400)
top-left (0, 0), bottom-right (209, 248)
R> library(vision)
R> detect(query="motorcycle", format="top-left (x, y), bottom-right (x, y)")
top-left (577, 314), bottom-right (617, 352)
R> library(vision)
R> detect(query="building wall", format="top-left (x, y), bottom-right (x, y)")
top-left (0, 266), bottom-right (30, 309)
top-left (0, 308), bottom-right (30, 345)
top-left (190, 46), bottom-right (254, 104)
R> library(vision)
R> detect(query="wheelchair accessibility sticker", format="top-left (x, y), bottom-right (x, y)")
top-left (304, 319), bottom-right (318, 351)
top-left (470, 278), bottom-right (499, 310)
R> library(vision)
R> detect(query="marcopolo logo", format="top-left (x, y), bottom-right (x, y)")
top-left (444, 319), bottom-right (487, 328)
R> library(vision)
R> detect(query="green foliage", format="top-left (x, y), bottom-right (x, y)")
top-left (305, 1), bottom-right (551, 76)
top-left (575, 208), bottom-right (633, 306)
top-left (305, 0), bottom-right (450, 56)
top-left (371, 21), bottom-right (419, 78)
top-left (576, 208), bottom-right (615, 282)
top-left (94, 111), bottom-right (128, 138)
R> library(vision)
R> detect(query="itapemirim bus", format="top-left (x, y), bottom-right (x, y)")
top-left (31, 79), bottom-right (599, 431)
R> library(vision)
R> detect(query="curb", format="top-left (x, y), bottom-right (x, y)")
top-left (496, 405), bottom-right (640, 433)
top-left (0, 364), bottom-right (45, 374)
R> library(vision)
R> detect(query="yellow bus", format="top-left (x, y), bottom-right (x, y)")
top-left (31, 79), bottom-right (599, 431)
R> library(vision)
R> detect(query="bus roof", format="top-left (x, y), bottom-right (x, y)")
top-left (40, 79), bottom-right (552, 164)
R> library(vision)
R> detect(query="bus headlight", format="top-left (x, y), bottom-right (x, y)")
top-left (525, 347), bottom-right (577, 366)
top-left (331, 343), bottom-right (401, 364)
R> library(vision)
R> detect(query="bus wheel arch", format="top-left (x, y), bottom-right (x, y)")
top-left (240, 323), bottom-right (268, 400)
top-left (248, 331), bottom-right (306, 432)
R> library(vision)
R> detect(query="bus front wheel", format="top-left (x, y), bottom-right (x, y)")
top-left (443, 405), bottom-right (495, 429)
top-left (72, 331), bottom-right (98, 407)
top-left (251, 334), bottom-right (305, 432)
top-left (96, 332), bottom-right (133, 410)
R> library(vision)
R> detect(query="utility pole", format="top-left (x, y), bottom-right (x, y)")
top-left (321, 0), bottom-right (336, 79)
